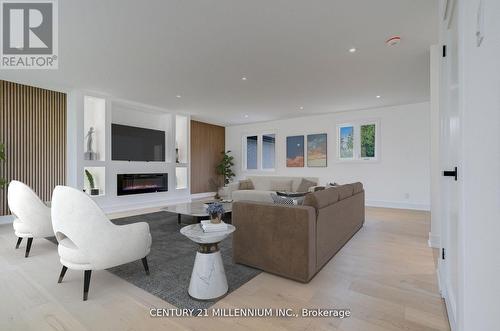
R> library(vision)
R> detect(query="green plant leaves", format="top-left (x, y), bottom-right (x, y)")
top-left (216, 150), bottom-right (235, 185)
top-left (85, 169), bottom-right (95, 189)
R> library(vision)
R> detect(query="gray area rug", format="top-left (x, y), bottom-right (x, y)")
top-left (48, 211), bottom-right (261, 310)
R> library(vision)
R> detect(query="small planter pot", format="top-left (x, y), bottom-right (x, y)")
top-left (90, 188), bottom-right (100, 196)
top-left (210, 213), bottom-right (222, 224)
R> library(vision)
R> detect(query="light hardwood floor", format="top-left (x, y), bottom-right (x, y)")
top-left (0, 207), bottom-right (450, 331)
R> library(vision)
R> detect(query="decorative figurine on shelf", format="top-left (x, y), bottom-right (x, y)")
top-left (206, 202), bottom-right (224, 224)
top-left (175, 141), bottom-right (180, 163)
top-left (84, 127), bottom-right (98, 160)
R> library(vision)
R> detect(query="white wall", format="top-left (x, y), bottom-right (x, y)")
top-left (66, 91), bottom-right (79, 188)
top-left (226, 102), bottom-right (431, 210)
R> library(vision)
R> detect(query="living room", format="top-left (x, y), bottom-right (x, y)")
top-left (0, 1), bottom-right (499, 331)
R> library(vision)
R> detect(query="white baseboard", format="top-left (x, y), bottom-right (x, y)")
top-left (0, 215), bottom-right (14, 225)
top-left (191, 192), bottom-right (216, 200)
top-left (0, 196), bottom-right (429, 223)
top-left (99, 196), bottom-right (190, 214)
top-left (0, 198), bottom-right (191, 224)
top-left (436, 266), bottom-right (443, 297)
top-left (437, 265), bottom-right (457, 331)
top-left (0, 193), bottom-right (216, 225)
top-left (102, 192), bottom-right (219, 214)
top-left (428, 232), bottom-right (441, 248)
top-left (366, 199), bottom-right (430, 211)
top-left (444, 282), bottom-right (457, 331)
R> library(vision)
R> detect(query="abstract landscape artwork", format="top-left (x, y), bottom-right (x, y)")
top-left (307, 133), bottom-right (327, 167)
top-left (286, 135), bottom-right (304, 167)
top-left (339, 126), bottom-right (354, 159)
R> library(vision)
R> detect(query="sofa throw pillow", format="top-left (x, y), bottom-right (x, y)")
top-left (239, 179), bottom-right (255, 190)
top-left (296, 178), bottom-right (317, 192)
top-left (270, 179), bottom-right (293, 192)
top-left (276, 191), bottom-right (307, 198)
top-left (271, 193), bottom-right (302, 205)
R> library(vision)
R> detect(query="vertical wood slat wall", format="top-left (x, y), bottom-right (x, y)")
top-left (190, 120), bottom-right (225, 194)
top-left (0, 80), bottom-right (67, 215)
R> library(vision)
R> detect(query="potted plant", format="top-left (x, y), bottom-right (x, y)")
top-left (0, 143), bottom-right (6, 188)
top-left (215, 151), bottom-right (235, 198)
top-left (85, 169), bottom-right (100, 196)
top-left (206, 202), bottom-right (225, 224)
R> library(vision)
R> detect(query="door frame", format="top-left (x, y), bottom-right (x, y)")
top-left (437, 1), bottom-right (466, 330)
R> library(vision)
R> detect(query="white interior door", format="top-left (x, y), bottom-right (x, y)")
top-left (438, 0), bottom-right (461, 326)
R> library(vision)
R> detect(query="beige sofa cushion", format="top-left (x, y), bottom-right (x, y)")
top-left (270, 179), bottom-right (293, 192)
top-left (247, 176), bottom-right (318, 192)
top-left (352, 182), bottom-right (364, 194)
top-left (239, 179), bottom-right (255, 190)
top-left (297, 178), bottom-right (317, 192)
top-left (232, 190), bottom-right (274, 203)
top-left (338, 184), bottom-right (354, 200)
top-left (303, 183), bottom-right (364, 209)
top-left (303, 188), bottom-right (340, 210)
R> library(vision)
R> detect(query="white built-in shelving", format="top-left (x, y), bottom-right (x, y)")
top-left (175, 115), bottom-right (189, 190)
top-left (72, 90), bottom-right (191, 212)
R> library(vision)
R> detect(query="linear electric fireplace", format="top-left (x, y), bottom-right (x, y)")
top-left (117, 173), bottom-right (168, 196)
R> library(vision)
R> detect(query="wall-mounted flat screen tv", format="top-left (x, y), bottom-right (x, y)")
top-left (112, 124), bottom-right (165, 161)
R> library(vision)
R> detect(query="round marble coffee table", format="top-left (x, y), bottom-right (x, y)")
top-left (180, 223), bottom-right (236, 300)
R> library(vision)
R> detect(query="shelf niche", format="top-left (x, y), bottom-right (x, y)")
top-left (83, 96), bottom-right (106, 161)
top-left (175, 115), bottom-right (188, 164)
top-left (175, 167), bottom-right (188, 190)
top-left (84, 166), bottom-right (106, 197)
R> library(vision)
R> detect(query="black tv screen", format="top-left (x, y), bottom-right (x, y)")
top-left (112, 124), bottom-right (165, 161)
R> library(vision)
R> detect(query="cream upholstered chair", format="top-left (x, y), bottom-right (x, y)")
top-left (51, 185), bottom-right (152, 301)
top-left (7, 180), bottom-right (54, 257)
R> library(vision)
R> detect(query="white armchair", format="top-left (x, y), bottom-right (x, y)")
top-left (51, 185), bottom-right (152, 301)
top-left (7, 180), bottom-right (53, 257)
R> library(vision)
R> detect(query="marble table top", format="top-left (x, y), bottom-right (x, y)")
top-left (180, 223), bottom-right (236, 244)
top-left (162, 200), bottom-right (232, 217)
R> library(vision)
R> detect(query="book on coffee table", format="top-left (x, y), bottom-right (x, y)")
top-left (200, 220), bottom-right (229, 233)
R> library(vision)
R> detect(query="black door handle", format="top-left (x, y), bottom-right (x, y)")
top-left (443, 166), bottom-right (458, 181)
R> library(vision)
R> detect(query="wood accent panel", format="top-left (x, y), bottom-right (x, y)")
top-left (190, 120), bottom-right (225, 194)
top-left (0, 80), bottom-right (66, 215)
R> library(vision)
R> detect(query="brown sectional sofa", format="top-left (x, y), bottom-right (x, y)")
top-left (232, 182), bottom-right (364, 282)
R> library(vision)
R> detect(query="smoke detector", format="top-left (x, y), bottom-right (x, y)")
top-left (386, 36), bottom-right (401, 46)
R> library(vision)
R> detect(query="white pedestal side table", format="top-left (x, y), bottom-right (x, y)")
top-left (180, 223), bottom-right (236, 300)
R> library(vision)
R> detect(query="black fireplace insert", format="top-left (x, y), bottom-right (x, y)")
top-left (117, 173), bottom-right (168, 196)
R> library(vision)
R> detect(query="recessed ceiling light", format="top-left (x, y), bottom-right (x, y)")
top-left (244, 114), bottom-right (249, 118)
top-left (241, 76), bottom-right (247, 81)
top-left (376, 95), bottom-right (381, 98)
top-left (299, 106), bottom-right (304, 110)
top-left (176, 95), bottom-right (181, 98)
top-left (349, 48), bottom-right (357, 53)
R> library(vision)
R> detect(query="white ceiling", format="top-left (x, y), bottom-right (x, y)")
top-left (0, 0), bottom-right (437, 126)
